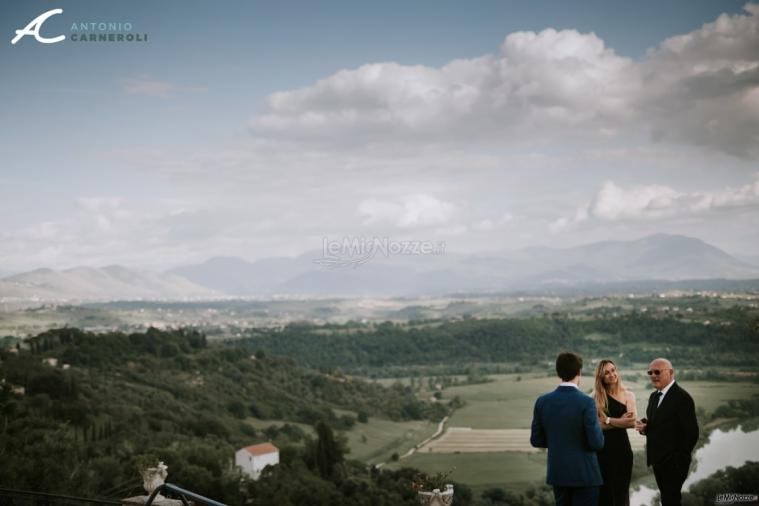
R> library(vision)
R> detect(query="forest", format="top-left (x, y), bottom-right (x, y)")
top-left (0, 327), bottom-right (444, 501)
top-left (1, 311), bottom-right (757, 505)
top-left (239, 309), bottom-right (759, 375)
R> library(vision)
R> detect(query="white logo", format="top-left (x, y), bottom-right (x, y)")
top-left (11, 9), bottom-right (65, 45)
top-left (315, 236), bottom-right (446, 269)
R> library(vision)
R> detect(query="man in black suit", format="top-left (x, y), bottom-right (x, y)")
top-left (635, 358), bottom-right (699, 506)
top-left (531, 352), bottom-right (604, 506)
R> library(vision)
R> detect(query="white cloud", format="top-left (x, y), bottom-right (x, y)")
top-left (252, 5), bottom-right (759, 159)
top-left (434, 224), bottom-right (469, 236)
top-left (691, 173), bottom-right (759, 210)
top-left (76, 197), bottom-right (131, 232)
top-left (0, 198), bottom-right (219, 271)
top-left (473, 213), bottom-right (513, 231)
top-left (252, 28), bottom-right (636, 145)
top-left (473, 219), bottom-right (495, 231)
top-left (590, 182), bottom-right (682, 220)
top-left (552, 173), bottom-right (759, 231)
top-left (358, 194), bottom-right (455, 228)
top-left (549, 206), bottom-right (591, 233)
top-left (639, 4), bottom-right (759, 158)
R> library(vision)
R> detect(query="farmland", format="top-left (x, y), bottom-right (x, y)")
top-left (383, 372), bottom-right (758, 492)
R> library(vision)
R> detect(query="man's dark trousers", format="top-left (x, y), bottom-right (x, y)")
top-left (553, 485), bottom-right (600, 506)
top-left (653, 455), bottom-right (691, 506)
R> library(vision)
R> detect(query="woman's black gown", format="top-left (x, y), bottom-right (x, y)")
top-left (598, 395), bottom-right (633, 506)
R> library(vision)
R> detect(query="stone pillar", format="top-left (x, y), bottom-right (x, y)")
top-left (122, 496), bottom-right (183, 506)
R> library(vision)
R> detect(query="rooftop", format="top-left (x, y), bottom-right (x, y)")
top-left (241, 442), bottom-right (278, 456)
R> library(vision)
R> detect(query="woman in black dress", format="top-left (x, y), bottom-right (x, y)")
top-left (593, 359), bottom-right (636, 506)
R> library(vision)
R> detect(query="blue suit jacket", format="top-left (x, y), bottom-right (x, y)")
top-left (530, 385), bottom-right (604, 487)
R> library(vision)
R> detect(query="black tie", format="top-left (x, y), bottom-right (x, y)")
top-left (650, 391), bottom-right (663, 419)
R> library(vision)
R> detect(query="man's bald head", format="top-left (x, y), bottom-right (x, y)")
top-left (650, 358), bottom-right (673, 370)
top-left (648, 357), bottom-right (674, 390)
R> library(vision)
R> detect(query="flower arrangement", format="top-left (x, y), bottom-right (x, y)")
top-left (411, 469), bottom-right (453, 492)
top-left (134, 454), bottom-right (168, 498)
top-left (412, 470), bottom-right (455, 506)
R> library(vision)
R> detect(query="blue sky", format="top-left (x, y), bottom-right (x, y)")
top-left (1, 1), bottom-right (758, 272)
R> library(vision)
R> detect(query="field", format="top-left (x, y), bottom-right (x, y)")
top-left (245, 412), bottom-right (437, 465)
top-left (420, 428), bottom-right (539, 453)
top-left (385, 373), bottom-right (758, 492)
top-left (443, 372), bottom-right (759, 429)
top-left (341, 416), bottom-right (437, 464)
top-left (419, 428), bottom-right (646, 453)
top-left (444, 374), bottom-right (559, 429)
top-left (390, 451), bottom-right (549, 493)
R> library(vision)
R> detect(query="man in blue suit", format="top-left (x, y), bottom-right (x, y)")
top-left (531, 352), bottom-right (605, 506)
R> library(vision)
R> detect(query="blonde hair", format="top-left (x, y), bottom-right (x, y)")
top-left (593, 359), bottom-right (625, 417)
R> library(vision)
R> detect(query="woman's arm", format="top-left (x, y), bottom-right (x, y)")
top-left (606, 391), bottom-right (637, 429)
top-left (626, 390), bottom-right (637, 419)
top-left (598, 414), bottom-right (612, 431)
top-left (594, 396), bottom-right (612, 431)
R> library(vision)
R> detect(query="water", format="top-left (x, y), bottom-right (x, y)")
top-left (630, 485), bottom-right (658, 506)
top-left (684, 426), bottom-right (759, 486)
top-left (630, 426), bottom-right (759, 506)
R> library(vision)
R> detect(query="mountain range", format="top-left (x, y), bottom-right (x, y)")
top-left (0, 265), bottom-right (218, 302)
top-left (2, 234), bottom-right (758, 301)
top-left (169, 234), bottom-right (759, 296)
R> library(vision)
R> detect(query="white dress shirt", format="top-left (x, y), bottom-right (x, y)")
top-left (656, 379), bottom-right (676, 407)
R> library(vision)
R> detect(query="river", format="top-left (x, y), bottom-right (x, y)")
top-left (630, 426), bottom-right (759, 506)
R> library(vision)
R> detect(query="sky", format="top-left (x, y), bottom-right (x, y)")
top-left (1, 0), bottom-right (758, 273)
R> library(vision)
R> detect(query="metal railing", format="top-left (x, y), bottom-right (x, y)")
top-left (0, 488), bottom-right (121, 506)
top-left (0, 484), bottom-right (226, 506)
top-left (145, 484), bottom-right (226, 506)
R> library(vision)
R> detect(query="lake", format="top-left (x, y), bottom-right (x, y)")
top-left (631, 426), bottom-right (759, 506)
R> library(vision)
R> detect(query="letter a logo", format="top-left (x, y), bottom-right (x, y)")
top-left (11, 9), bottom-right (65, 45)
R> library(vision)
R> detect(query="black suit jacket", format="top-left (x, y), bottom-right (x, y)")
top-left (644, 381), bottom-right (699, 467)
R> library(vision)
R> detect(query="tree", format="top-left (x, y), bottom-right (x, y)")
top-left (308, 422), bottom-right (345, 482)
top-left (685, 462), bottom-right (759, 504)
top-left (0, 384), bottom-right (16, 434)
top-left (227, 400), bottom-right (247, 419)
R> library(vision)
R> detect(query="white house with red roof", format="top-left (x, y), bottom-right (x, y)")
top-left (235, 442), bottom-right (279, 479)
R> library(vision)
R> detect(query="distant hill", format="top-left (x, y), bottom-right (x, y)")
top-left (168, 255), bottom-right (314, 294)
top-left (3, 234), bottom-right (757, 301)
top-left (735, 254), bottom-right (759, 268)
top-left (548, 234), bottom-right (756, 281)
top-left (0, 265), bottom-right (218, 302)
top-left (169, 234), bottom-right (759, 297)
